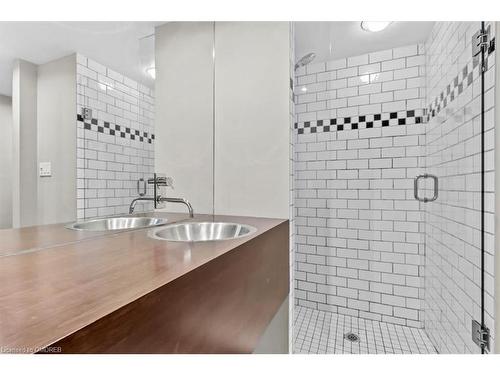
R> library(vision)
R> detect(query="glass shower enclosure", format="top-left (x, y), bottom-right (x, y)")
top-left (291, 21), bottom-right (495, 354)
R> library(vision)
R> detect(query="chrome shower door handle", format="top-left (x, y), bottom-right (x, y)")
top-left (414, 175), bottom-right (425, 202)
top-left (414, 174), bottom-right (439, 202)
top-left (429, 174), bottom-right (438, 202)
top-left (137, 178), bottom-right (147, 197)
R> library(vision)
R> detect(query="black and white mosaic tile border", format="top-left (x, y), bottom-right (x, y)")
top-left (294, 42), bottom-right (495, 136)
top-left (425, 47), bottom-right (495, 122)
top-left (77, 114), bottom-right (155, 144)
top-left (294, 109), bottom-right (425, 135)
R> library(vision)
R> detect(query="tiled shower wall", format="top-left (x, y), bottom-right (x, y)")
top-left (423, 22), bottom-right (496, 353)
top-left (294, 44), bottom-right (427, 327)
top-left (76, 55), bottom-right (155, 219)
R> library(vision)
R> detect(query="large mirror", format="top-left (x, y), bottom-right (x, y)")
top-left (0, 21), bottom-right (216, 231)
top-left (0, 21), bottom-right (292, 241)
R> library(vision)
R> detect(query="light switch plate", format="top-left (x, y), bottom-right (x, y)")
top-left (39, 162), bottom-right (52, 177)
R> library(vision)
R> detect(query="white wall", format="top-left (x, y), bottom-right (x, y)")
top-left (155, 22), bottom-right (291, 219)
top-left (253, 296), bottom-right (289, 353)
top-left (11, 56), bottom-right (80, 227)
top-left (37, 54), bottom-right (77, 225)
top-left (214, 22), bottom-right (291, 219)
top-left (154, 22), bottom-right (214, 215)
top-left (0, 95), bottom-right (12, 228)
top-left (12, 59), bottom-right (38, 228)
top-left (288, 23), bottom-right (296, 352)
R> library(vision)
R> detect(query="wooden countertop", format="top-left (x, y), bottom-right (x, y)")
top-left (0, 213), bottom-right (287, 352)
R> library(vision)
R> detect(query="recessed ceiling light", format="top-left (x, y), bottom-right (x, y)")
top-left (361, 21), bottom-right (392, 32)
top-left (146, 66), bottom-right (156, 79)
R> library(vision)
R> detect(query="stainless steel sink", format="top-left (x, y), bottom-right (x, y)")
top-left (148, 222), bottom-right (257, 242)
top-left (66, 217), bottom-right (169, 231)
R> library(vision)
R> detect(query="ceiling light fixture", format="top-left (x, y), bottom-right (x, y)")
top-left (360, 21), bottom-right (392, 32)
top-left (146, 66), bottom-right (156, 79)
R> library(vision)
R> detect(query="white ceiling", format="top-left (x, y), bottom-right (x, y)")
top-left (0, 22), bottom-right (435, 97)
top-left (294, 21), bottom-right (435, 64)
top-left (0, 21), bottom-right (164, 96)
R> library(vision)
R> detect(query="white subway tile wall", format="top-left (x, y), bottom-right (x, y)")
top-left (294, 44), bottom-right (427, 327)
top-left (76, 54), bottom-right (155, 219)
top-left (423, 22), bottom-right (496, 353)
top-left (295, 44), bottom-right (426, 129)
top-left (294, 125), bottom-right (426, 327)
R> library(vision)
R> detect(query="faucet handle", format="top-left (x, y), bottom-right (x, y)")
top-left (147, 176), bottom-right (159, 185)
top-left (165, 176), bottom-right (174, 189)
top-left (148, 176), bottom-right (174, 188)
top-left (147, 173), bottom-right (174, 210)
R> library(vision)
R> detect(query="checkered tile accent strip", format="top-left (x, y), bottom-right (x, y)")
top-left (426, 47), bottom-right (495, 122)
top-left (293, 306), bottom-right (437, 354)
top-left (294, 44), bottom-right (495, 136)
top-left (77, 114), bottom-right (155, 144)
top-left (294, 109), bottom-right (425, 135)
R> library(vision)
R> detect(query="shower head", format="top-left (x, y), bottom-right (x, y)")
top-left (295, 53), bottom-right (316, 71)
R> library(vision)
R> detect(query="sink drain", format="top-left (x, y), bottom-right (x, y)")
top-left (344, 332), bottom-right (360, 343)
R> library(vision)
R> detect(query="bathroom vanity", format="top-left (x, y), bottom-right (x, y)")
top-left (0, 214), bottom-right (289, 354)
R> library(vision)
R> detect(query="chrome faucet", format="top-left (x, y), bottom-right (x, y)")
top-left (129, 196), bottom-right (194, 217)
top-left (159, 196), bottom-right (193, 217)
top-left (129, 196), bottom-right (155, 214)
top-left (129, 174), bottom-right (194, 217)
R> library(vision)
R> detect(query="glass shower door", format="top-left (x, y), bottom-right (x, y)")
top-left (421, 21), bottom-right (495, 354)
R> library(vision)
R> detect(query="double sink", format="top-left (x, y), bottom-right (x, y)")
top-left (66, 216), bottom-right (256, 242)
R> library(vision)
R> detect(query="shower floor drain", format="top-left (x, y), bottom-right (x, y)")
top-left (344, 332), bottom-right (360, 343)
